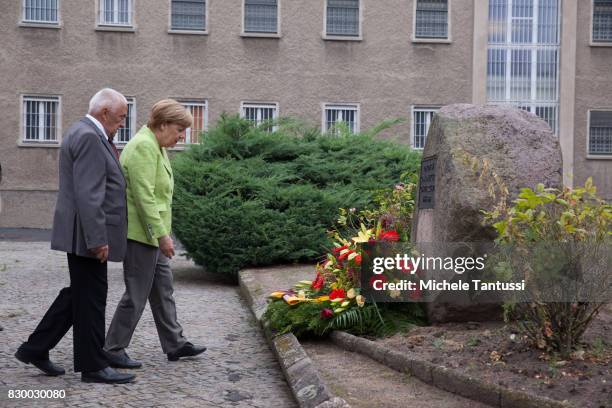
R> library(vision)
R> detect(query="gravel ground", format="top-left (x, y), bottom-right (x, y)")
top-left (0, 241), bottom-right (295, 408)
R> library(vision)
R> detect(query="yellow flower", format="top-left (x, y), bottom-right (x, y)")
top-left (333, 307), bottom-right (346, 314)
top-left (270, 291), bottom-right (285, 299)
top-left (341, 301), bottom-right (350, 307)
top-left (298, 290), bottom-right (306, 299)
top-left (352, 224), bottom-right (374, 243)
top-left (356, 295), bottom-right (365, 307)
top-left (315, 296), bottom-right (330, 302)
top-left (347, 288), bottom-right (356, 299)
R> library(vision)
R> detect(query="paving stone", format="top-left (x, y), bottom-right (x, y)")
top-left (0, 241), bottom-right (296, 408)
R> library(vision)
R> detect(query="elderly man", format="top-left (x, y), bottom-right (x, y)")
top-left (15, 88), bottom-right (135, 384)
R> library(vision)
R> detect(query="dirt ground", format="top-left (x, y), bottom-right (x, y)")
top-left (376, 304), bottom-right (612, 408)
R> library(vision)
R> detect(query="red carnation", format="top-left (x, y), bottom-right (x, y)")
top-left (378, 230), bottom-right (400, 241)
top-left (320, 308), bottom-right (334, 319)
top-left (311, 272), bottom-right (325, 290)
top-left (353, 254), bottom-right (362, 265)
top-left (337, 249), bottom-right (354, 262)
top-left (329, 288), bottom-right (347, 300)
top-left (369, 274), bottom-right (388, 289)
top-left (398, 259), bottom-right (413, 274)
top-left (332, 245), bottom-right (349, 254)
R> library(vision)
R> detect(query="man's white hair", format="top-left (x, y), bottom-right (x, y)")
top-left (88, 88), bottom-right (128, 114)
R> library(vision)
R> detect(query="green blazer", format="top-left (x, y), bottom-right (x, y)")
top-left (120, 126), bottom-right (173, 247)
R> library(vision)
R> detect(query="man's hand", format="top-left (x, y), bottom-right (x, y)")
top-left (158, 235), bottom-right (175, 259)
top-left (91, 245), bottom-right (109, 263)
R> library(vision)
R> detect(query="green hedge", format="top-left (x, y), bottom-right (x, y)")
top-left (172, 115), bottom-right (421, 276)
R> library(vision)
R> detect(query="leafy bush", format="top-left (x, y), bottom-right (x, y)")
top-left (172, 114), bottom-right (421, 276)
top-left (484, 178), bottom-right (612, 358)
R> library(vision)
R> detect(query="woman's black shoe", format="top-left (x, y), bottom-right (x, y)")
top-left (167, 342), bottom-right (206, 361)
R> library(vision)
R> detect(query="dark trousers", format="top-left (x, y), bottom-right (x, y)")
top-left (18, 253), bottom-right (109, 373)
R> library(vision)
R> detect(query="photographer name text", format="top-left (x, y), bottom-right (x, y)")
top-left (371, 279), bottom-right (526, 292)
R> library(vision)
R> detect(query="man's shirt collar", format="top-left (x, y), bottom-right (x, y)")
top-left (86, 114), bottom-right (109, 139)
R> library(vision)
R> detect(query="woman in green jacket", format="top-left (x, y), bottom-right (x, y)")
top-left (104, 99), bottom-right (206, 368)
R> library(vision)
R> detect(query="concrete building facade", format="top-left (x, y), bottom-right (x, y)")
top-left (0, 0), bottom-right (610, 228)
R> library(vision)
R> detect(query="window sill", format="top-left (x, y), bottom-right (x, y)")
top-left (18, 141), bottom-right (60, 148)
top-left (589, 41), bottom-right (612, 47)
top-left (240, 32), bottom-right (281, 39)
top-left (412, 37), bottom-right (451, 44)
top-left (586, 154), bottom-right (612, 160)
top-left (168, 29), bottom-right (208, 36)
top-left (322, 34), bottom-right (362, 42)
top-left (95, 25), bottom-right (136, 33)
top-left (19, 22), bottom-right (61, 29)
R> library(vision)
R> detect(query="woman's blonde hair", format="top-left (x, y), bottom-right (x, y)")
top-left (148, 99), bottom-right (193, 130)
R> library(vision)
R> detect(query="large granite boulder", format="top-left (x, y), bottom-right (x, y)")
top-left (412, 104), bottom-right (563, 322)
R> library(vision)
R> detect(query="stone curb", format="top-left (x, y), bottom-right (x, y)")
top-left (238, 269), bottom-right (350, 408)
top-left (330, 331), bottom-right (574, 408)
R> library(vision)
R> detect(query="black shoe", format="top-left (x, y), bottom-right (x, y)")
top-left (81, 367), bottom-right (135, 384)
top-left (167, 342), bottom-right (207, 361)
top-left (105, 351), bottom-right (142, 369)
top-left (15, 349), bottom-right (65, 376)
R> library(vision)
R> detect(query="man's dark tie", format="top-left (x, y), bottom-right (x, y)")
top-left (108, 138), bottom-right (120, 161)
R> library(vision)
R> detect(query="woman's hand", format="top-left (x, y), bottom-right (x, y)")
top-left (159, 235), bottom-right (175, 259)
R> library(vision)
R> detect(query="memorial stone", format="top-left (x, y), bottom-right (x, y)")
top-left (412, 104), bottom-right (563, 322)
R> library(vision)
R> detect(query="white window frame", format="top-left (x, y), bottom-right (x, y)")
top-left (486, 0), bottom-right (561, 135)
top-left (590, 0), bottom-right (612, 46)
top-left (115, 97), bottom-right (136, 145)
top-left (179, 100), bottom-right (208, 145)
top-left (322, 0), bottom-right (363, 41)
top-left (322, 103), bottom-right (360, 134)
top-left (20, 94), bottom-right (62, 147)
top-left (97, 0), bottom-right (135, 30)
top-left (241, 0), bottom-right (281, 38)
top-left (240, 102), bottom-right (279, 131)
top-left (412, 0), bottom-right (451, 43)
top-left (168, 0), bottom-right (208, 35)
top-left (20, 0), bottom-right (61, 27)
top-left (411, 106), bottom-right (439, 150)
top-left (587, 109), bottom-right (612, 159)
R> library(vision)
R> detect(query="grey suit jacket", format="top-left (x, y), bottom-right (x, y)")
top-left (50, 117), bottom-right (128, 262)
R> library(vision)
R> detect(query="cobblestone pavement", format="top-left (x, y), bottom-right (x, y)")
top-left (0, 241), bottom-right (296, 408)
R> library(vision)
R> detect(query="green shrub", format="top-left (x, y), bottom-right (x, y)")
top-left (172, 114), bottom-right (421, 276)
top-left (484, 179), bottom-right (612, 358)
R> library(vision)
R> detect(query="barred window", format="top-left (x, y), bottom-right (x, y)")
top-left (181, 101), bottom-right (208, 144)
top-left (589, 111), bottom-right (612, 155)
top-left (413, 107), bottom-right (439, 149)
top-left (593, 0), bottom-right (612, 42)
top-left (323, 104), bottom-right (359, 134)
top-left (99, 0), bottom-right (132, 26)
top-left (415, 0), bottom-right (449, 39)
top-left (23, 0), bottom-right (59, 23)
top-left (326, 0), bottom-right (359, 37)
top-left (116, 98), bottom-right (135, 143)
top-left (171, 0), bottom-right (206, 31)
top-left (244, 0), bottom-right (278, 33)
top-left (22, 96), bottom-right (60, 143)
top-left (487, 0), bottom-right (560, 134)
top-left (241, 102), bottom-right (278, 131)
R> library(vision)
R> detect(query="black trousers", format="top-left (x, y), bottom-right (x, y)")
top-left (18, 253), bottom-right (109, 372)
